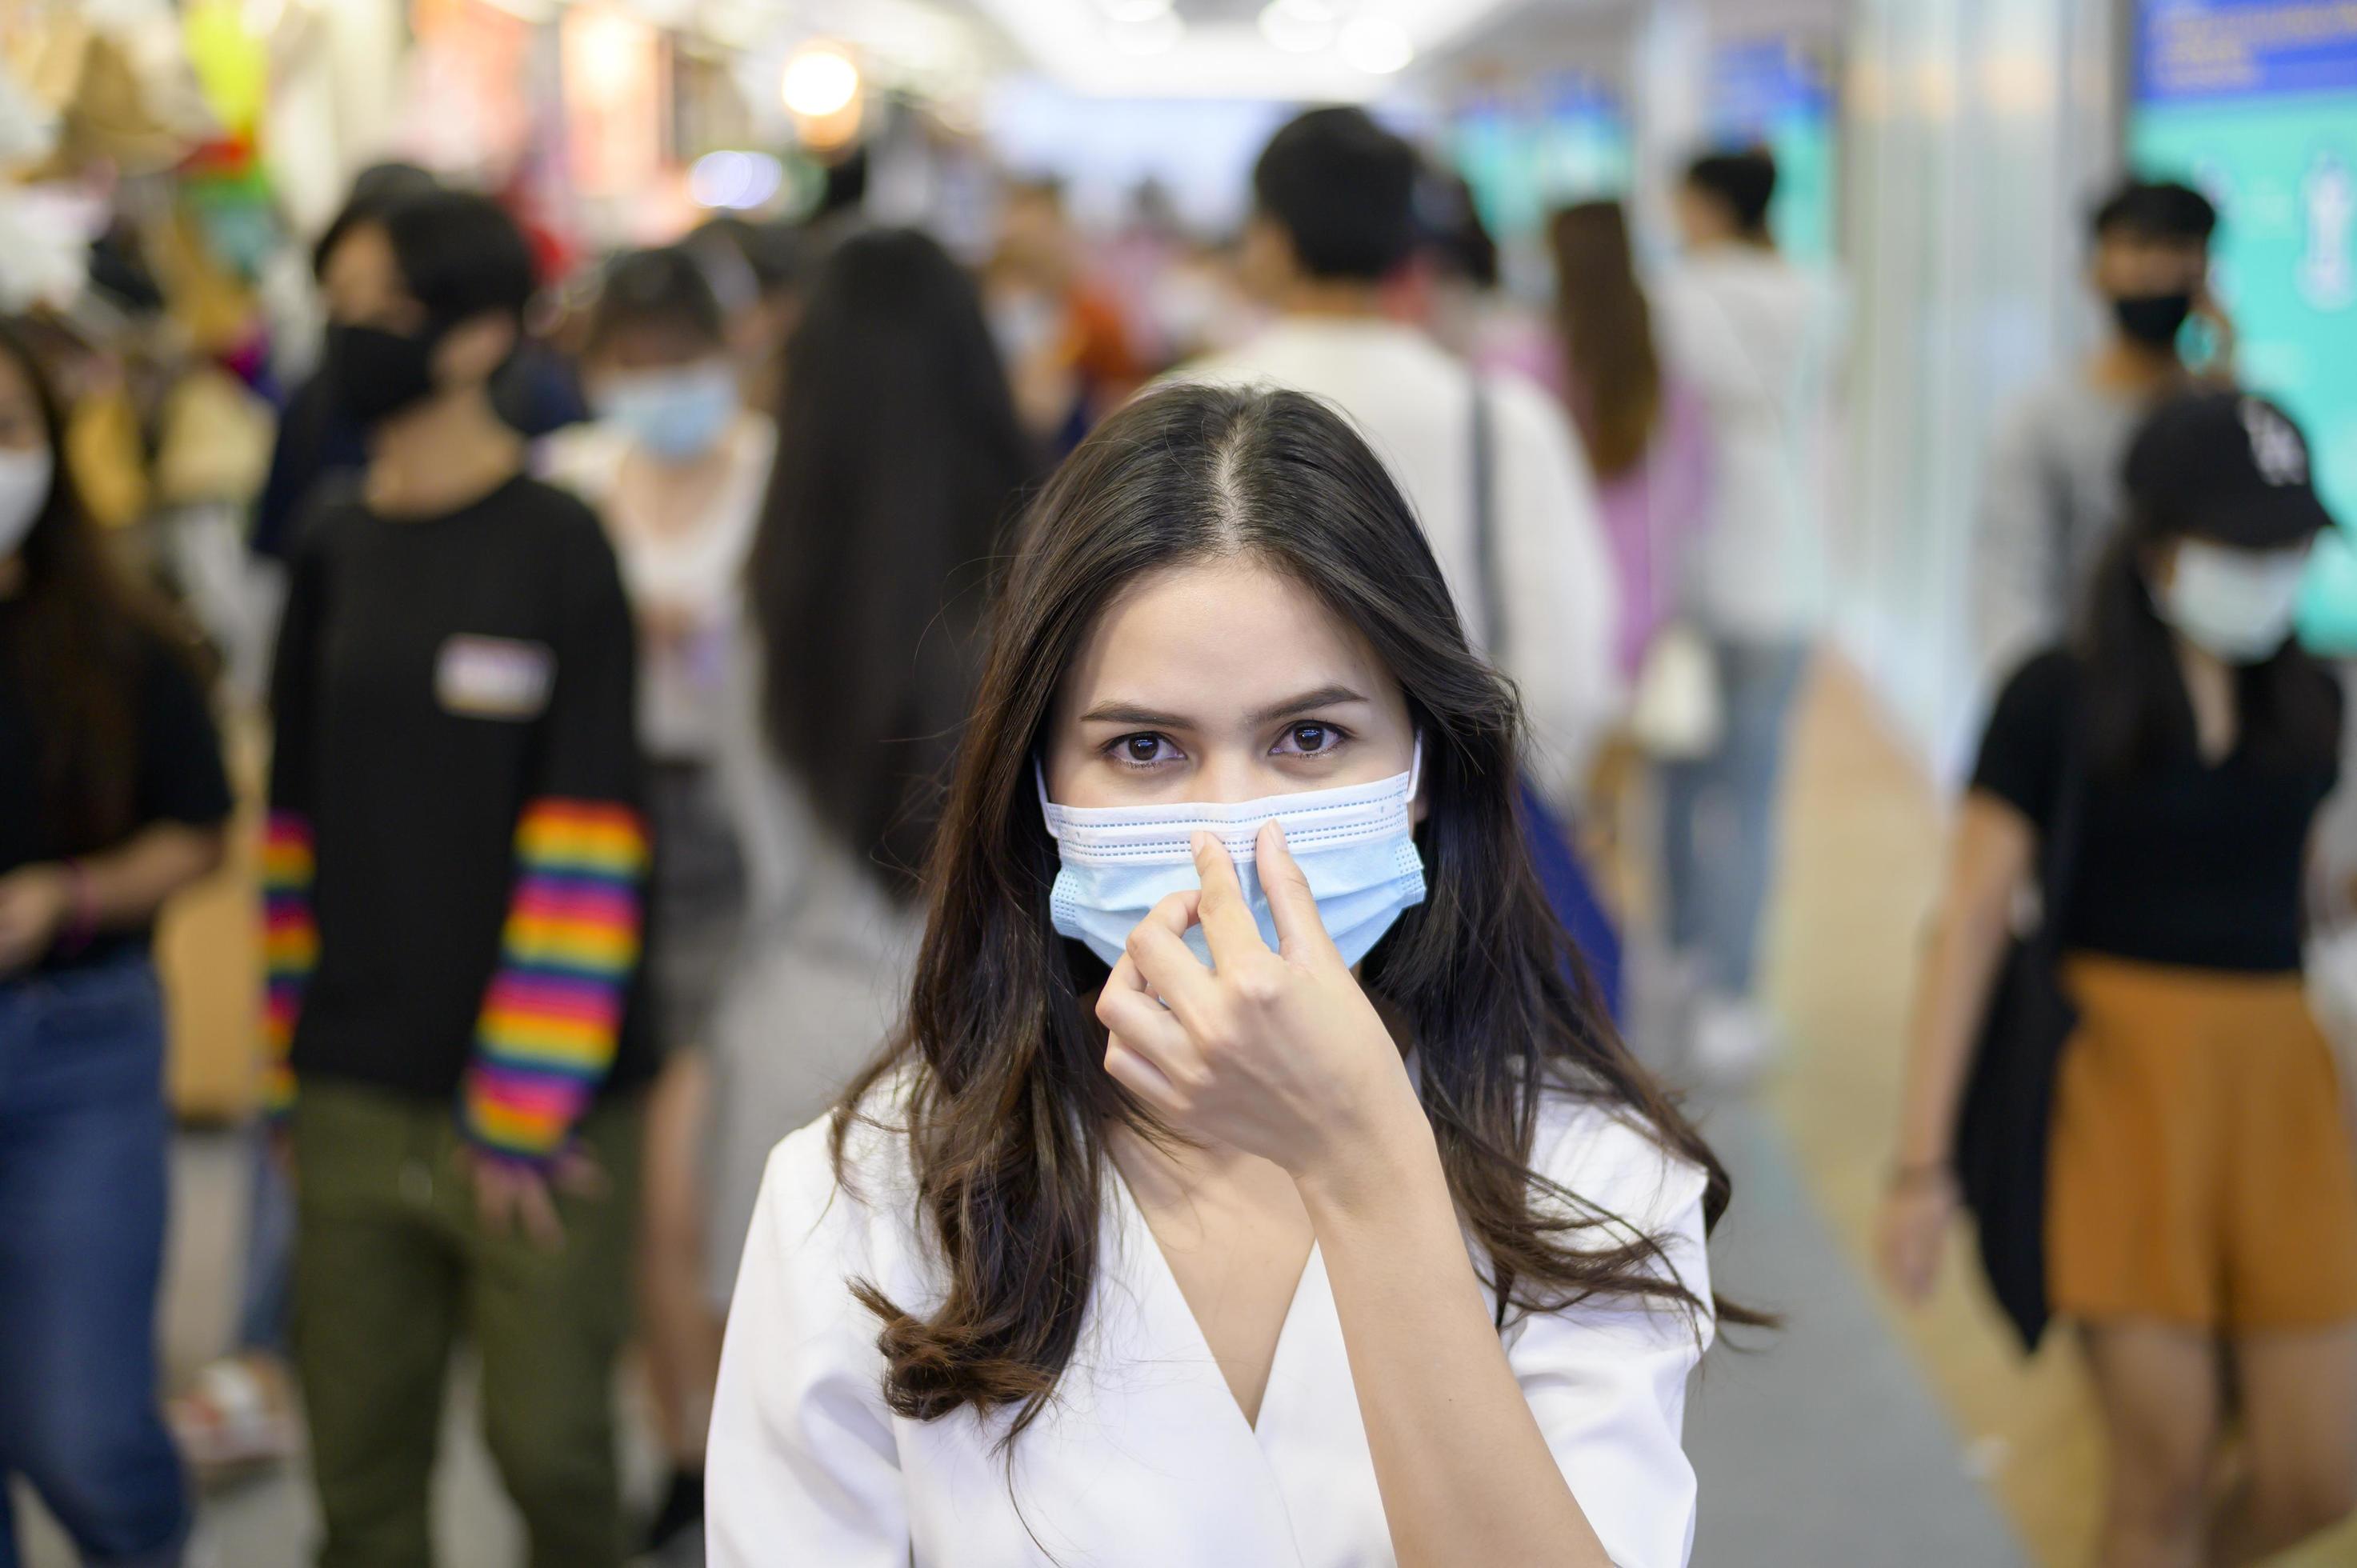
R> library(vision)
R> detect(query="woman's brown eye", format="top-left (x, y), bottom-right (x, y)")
top-left (1293, 724), bottom-right (1329, 752)
top-left (1123, 735), bottom-right (1161, 762)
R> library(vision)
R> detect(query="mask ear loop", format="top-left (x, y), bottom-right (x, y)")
top-left (1407, 733), bottom-right (1423, 798)
top-left (1034, 758), bottom-right (1062, 839)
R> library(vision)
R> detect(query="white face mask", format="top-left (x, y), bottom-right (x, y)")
top-left (1039, 742), bottom-right (1427, 972)
top-left (0, 446), bottom-right (53, 559)
top-left (2154, 539), bottom-right (2311, 663)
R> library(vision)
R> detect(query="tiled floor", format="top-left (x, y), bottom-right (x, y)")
top-left (16, 657), bottom-right (2356, 1566)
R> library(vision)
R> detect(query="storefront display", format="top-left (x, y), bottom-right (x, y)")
top-left (1706, 33), bottom-right (1838, 266)
top-left (2131, 0), bottom-right (2357, 645)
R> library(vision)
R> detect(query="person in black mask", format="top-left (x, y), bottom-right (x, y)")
top-left (249, 165), bottom-right (588, 564)
top-left (1974, 178), bottom-right (2227, 678)
top-left (266, 188), bottom-right (653, 1566)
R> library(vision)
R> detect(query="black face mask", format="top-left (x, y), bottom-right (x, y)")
top-left (2111, 291), bottom-right (2195, 350)
top-left (322, 322), bottom-right (442, 426)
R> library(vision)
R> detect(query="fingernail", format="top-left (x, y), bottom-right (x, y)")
top-left (1191, 830), bottom-right (1211, 856)
top-left (1265, 819), bottom-right (1287, 847)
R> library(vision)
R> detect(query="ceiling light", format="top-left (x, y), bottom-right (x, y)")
top-left (780, 42), bottom-right (859, 118)
top-left (1339, 14), bottom-right (1413, 74)
top-left (1107, 10), bottom-right (1183, 56)
top-left (1098, 0), bottom-right (1171, 19)
top-left (1259, 0), bottom-right (1332, 54)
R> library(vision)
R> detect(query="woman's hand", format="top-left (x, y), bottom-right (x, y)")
top-left (459, 1144), bottom-right (608, 1252)
top-left (0, 864), bottom-right (70, 974)
top-left (1875, 1169), bottom-right (1960, 1306)
top-left (1094, 822), bottom-right (1422, 1185)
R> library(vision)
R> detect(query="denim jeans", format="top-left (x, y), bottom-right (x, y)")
top-left (0, 955), bottom-right (189, 1568)
top-left (1661, 638), bottom-right (1812, 998)
top-left (233, 1118), bottom-right (294, 1355)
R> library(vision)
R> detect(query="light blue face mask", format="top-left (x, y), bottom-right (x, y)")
top-left (594, 362), bottom-right (739, 460)
top-left (1039, 742), bottom-right (1427, 972)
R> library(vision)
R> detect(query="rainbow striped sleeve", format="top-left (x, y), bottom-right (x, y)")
top-left (461, 798), bottom-right (648, 1160)
top-left (259, 811), bottom-right (318, 1116)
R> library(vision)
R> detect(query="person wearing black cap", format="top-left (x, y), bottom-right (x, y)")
top-left (1882, 390), bottom-right (2357, 1565)
top-left (1974, 178), bottom-right (2228, 676)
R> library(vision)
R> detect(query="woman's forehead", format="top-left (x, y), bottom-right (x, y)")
top-left (1058, 558), bottom-right (1400, 724)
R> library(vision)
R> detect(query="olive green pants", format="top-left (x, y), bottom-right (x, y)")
top-left (290, 1082), bottom-right (644, 1568)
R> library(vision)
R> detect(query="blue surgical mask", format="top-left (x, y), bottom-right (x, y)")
top-left (595, 362), bottom-right (739, 460)
top-left (1040, 742), bottom-right (1427, 972)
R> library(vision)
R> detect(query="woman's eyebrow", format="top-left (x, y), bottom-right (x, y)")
top-left (1077, 685), bottom-right (1369, 729)
top-left (1247, 684), bottom-right (1369, 724)
top-left (1078, 701), bottom-right (1193, 728)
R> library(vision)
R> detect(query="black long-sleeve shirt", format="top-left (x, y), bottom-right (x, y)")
top-left (265, 474), bottom-right (654, 1156)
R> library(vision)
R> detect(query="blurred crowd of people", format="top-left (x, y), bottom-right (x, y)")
top-left (4, 52), bottom-right (2353, 1568)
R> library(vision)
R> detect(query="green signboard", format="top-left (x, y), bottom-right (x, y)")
top-left (2130, 0), bottom-right (2357, 646)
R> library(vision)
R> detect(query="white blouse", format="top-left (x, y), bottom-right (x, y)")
top-left (538, 414), bottom-right (773, 762)
top-left (707, 1084), bottom-right (1714, 1568)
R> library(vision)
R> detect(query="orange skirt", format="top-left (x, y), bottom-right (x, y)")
top-left (2047, 955), bottom-right (2357, 1330)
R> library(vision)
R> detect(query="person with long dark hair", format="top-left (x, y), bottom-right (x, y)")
top-left (639, 226), bottom-right (1036, 1554)
top-left (0, 319), bottom-right (232, 1566)
top-left (1882, 391), bottom-right (2357, 1566)
top-left (1549, 200), bottom-right (1713, 682)
top-left (706, 384), bottom-right (1739, 1567)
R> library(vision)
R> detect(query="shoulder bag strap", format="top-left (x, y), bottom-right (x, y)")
top-left (1468, 377), bottom-right (1502, 652)
top-left (2033, 686), bottom-right (2091, 955)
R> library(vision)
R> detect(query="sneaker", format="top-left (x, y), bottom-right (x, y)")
top-left (1690, 994), bottom-right (1780, 1089)
top-left (169, 1352), bottom-right (299, 1480)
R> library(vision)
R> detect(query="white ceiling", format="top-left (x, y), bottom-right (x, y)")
top-left (954, 0), bottom-right (1531, 101)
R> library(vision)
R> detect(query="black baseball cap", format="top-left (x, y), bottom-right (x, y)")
top-left (2124, 389), bottom-right (2335, 550)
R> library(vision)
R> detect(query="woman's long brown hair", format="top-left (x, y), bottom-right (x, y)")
top-left (834, 383), bottom-right (1752, 1445)
top-left (1551, 200), bottom-right (1663, 479)
top-left (0, 319), bottom-right (198, 854)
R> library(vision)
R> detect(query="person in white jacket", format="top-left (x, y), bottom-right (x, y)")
top-left (1652, 147), bottom-right (1845, 1078)
top-left (1172, 106), bottom-right (1621, 804)
top-left (706, 384), bottom-right (1737, 1568)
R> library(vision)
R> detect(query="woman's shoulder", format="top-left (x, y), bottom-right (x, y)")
top-left (1527, 1086), bottom-right (1711, 1237)
top-left (754, 1066), bottom-right (928, 1255)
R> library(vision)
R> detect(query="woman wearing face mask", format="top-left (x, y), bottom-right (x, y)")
top-left (545, 246), bottom-right (763, 1057)
top-left (542, 242), bottom-right (771, 1555)
top-left (643, 226), bottom-right (1036, 1555)
top-left (706, 384), bottom-right (1748, 1568)
top-left (0, 319), bottom-right (232, 1566)
top-left (1882, 390), bottom-right (2357, 1566)
top-left (267, 190), bottom-right (652, 1566)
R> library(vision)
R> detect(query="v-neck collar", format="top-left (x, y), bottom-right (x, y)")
top-left (1106, 1160), bottom-right (1322, 1437)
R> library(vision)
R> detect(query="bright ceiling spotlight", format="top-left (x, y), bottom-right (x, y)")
top-left (780, 42), bottom-right (859, 118)
top-left (1098, 0), bottom-right (1172, 19)
top-left (1107, 10), bottom-right (1183, 56)
top-left (1258, 0), bottom-right (1332, 54)
top-left (1339, 14), bottom-right (1413, 74)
